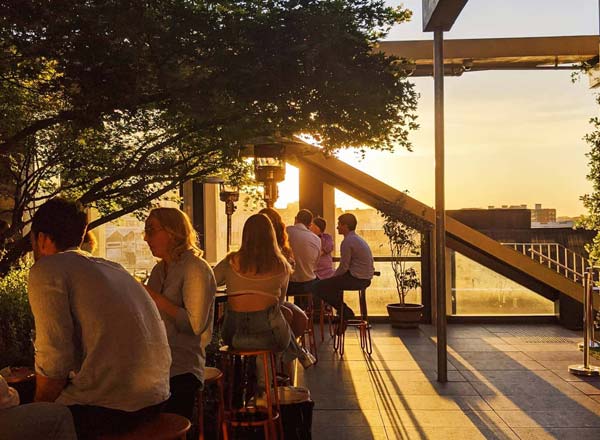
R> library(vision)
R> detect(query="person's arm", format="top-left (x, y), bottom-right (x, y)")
top-left (212, 257), bottom-right (228, 287)
top-left (321, 234), bottom-right (334, 255)
top-left (279, 272), bottom-right (290, 305)
top-left (144, 285), bottom-right (180, 320)
top-left (334, 238), bottom-right (351, 276)
top-left (34, 376), bottom-right (68, 402)
top-left (178, 259), bottom-right (216, 335)
top-left (28, 261), bottom-right (76, 402)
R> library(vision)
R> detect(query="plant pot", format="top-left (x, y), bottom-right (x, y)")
top-left (386, 303), bottom-right (424, 328)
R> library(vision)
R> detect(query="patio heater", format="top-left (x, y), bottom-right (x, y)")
top-left (253, 144), bottom-right (286, 208)
top-left (219, 182), bottom-right (239, 252)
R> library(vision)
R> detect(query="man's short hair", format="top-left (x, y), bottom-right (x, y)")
top-left (295, 209), bottom-right (313, 227)
top-left (338, 213), bottom-right (357, 231)
top-left (31, 198), bottom-right (88, 251)
top-left (312, 217), bottom-right (326, 233)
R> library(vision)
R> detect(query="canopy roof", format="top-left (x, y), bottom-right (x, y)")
top-left (378, 35), bottom-right (598, 76)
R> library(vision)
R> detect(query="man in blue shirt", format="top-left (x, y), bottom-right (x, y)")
top-left (312, 213), bottom-right (374, 333)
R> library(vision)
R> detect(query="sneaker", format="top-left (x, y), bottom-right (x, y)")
top-left (298, 348), bottom-right (316, 369)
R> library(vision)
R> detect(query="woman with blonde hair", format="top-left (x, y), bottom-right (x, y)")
top-left (144, 207), bottom-right (216, 421)
top-left (213, 214), bottom-right (314, 392)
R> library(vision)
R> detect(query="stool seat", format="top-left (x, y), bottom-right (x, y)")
top-left (204, 366), bottom-right (223, 383)
top-left (98, 413), bottom-right (190, 440)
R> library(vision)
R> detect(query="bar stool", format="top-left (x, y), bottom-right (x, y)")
top-left (219, 347), bottom-right (283, 439)
top-left (319, 300), bottom-right (334, 341)
top-left (197, 367), bottom-right (228, 440)
top-left (98, 413), bottom-right (191, 440)
top-left (289, 293), bottom-right (318, 364)
top-left (333, 281), bottom-right (380, 357)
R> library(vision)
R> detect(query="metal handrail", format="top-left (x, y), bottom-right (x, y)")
top-left (502, 242), bottom-right (586, 284)
top-left (528, 248), bottom-right (584, 282)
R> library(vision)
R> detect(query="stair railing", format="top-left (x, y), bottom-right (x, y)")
top-left (502, 242), bottom-right (586, 285)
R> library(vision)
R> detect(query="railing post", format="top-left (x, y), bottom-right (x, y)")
top-left (569, 267), bottom-right (600, 376)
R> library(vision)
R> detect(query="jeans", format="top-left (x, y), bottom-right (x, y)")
top-left (312, 271), bottom-right (371, 319)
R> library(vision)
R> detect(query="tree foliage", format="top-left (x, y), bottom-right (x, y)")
top-left (0, 0), bottom-right (418, 273)
top-left (580, 111), bottom-right (600, 264)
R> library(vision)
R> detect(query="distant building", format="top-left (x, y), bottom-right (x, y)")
top-left (531, 203), bottom-right (556, 223)
top-left (487, 203), bottom-right (557, 225)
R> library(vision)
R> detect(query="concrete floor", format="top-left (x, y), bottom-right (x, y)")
top-left (295, 323), bottom-right (600, 440)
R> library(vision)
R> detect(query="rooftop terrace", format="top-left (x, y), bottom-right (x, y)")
top-left (297, 323), bottom-right (600, 440)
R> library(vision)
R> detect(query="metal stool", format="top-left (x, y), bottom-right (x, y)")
top-left (198, 367), bottom-right (228, 440)
top-left (319, 300), bottom-right (335, 341)
top-left (98, 413), bottom-right (191, 440)
top-left (289, 293), bottom-right (319, 364)
top-left (333, 286), bottom-right (373, 357)
top-left (220, 347), bottom-right (283, 439)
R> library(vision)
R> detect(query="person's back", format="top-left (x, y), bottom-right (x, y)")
top-left (286, 209), bottom-right (320, 295)
top-left (29, 250), bottom-right (171, 410)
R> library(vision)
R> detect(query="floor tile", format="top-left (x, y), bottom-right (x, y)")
top-left (376, 394), bottom-right (492, 411)
top-left (302, 323), bottom-right (600, 439)
top-left (312, 409), bottom-right (384, 428)
top-left (313, 425), bottom-right (388, 440)
top-left (496, 409), bottom-right (600, 428)
top-left (384, 425), bottom-right (519, 440)
top-left (511, 427), bottom-right (600, 440)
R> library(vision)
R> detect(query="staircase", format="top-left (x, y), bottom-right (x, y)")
top-left (285, 142), bottom-right (595, 309)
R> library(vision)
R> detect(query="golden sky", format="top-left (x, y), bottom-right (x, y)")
top-left (277, 1), bottom-right (599, 217)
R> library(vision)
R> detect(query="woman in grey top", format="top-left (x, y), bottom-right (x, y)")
top-left (144, 208), bottom-right (216, 421)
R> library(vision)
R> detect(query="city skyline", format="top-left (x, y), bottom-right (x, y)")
top-left (276, 1), bottom-right (599, 217)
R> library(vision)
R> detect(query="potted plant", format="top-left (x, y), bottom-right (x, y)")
top-left (378, 200), bottom-right (425, 328)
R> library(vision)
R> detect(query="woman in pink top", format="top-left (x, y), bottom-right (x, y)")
top-left (310, 217), bottom-right (335, 280)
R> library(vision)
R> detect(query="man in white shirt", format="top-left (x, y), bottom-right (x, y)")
top-left (28, 198), bottom-right (171, 439)
top-left (313, 213), bottom-right (374, 333)
top-left (286, 209), bottom-right (321, 295)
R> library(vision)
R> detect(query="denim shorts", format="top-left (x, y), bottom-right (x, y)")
top-left (222, 304), bottom-right (292, 354)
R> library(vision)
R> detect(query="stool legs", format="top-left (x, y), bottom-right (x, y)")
top-left (319, 300), bottom-right (334, 341)
top-left (197, 371), bottom-right (228, 440)
top-left (358, 288), bottom-right (372, 355)
top-left (332, 289), bottom-right (372, 357)
top-left (222, 349), bottom-right (283, 439)
top-left (332, 295), bottom-right (346, 357)
top-left (299, 295), bottom-right (318, 365)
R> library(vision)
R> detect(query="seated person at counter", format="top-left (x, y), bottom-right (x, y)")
top-left (144, 207), bottom-right (216, 421)
top-left (213, 214), bottom-right (315, 390)
top-left (312, 213), bottom-right (374, 334)
top-left (28, 198), bottom-right (171, 440)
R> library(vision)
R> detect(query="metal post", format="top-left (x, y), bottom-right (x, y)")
top-left (226, 213), bottom-right (232, 253)
top-left (434, 28), bottom-right (447, 383)
top-left (569, 267), bottom-right (600, 376)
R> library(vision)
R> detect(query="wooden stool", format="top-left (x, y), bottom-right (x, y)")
top-left (220, 347), bottom-right (283, 439)
top-left (98, 413), bottom-right (190, 440)
top-left (198, 367), bottom-right (228, 440)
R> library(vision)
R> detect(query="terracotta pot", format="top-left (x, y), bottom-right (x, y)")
top-left (386, 303), bottom-right (424, 328)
